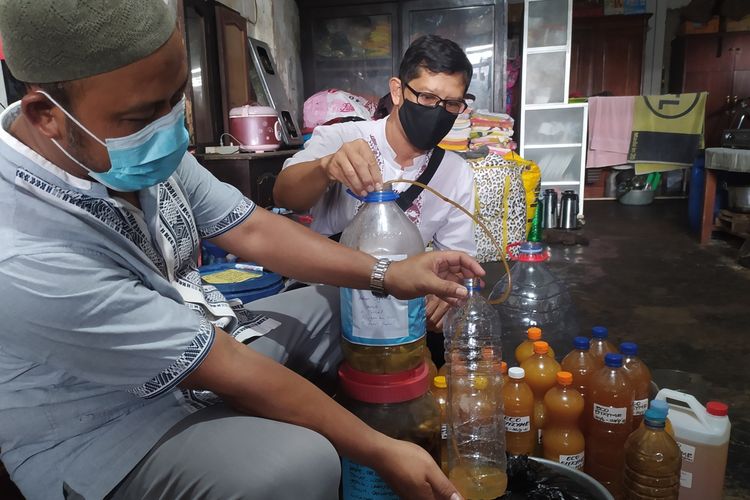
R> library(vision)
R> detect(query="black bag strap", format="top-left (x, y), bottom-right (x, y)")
top-left (328, 147), bottom-right (445, 242)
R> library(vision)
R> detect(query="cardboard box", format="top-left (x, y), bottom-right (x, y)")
top-left (727, 15), bottom-right (750, 32)
top-left (682, 15), bottom-right (720, 35)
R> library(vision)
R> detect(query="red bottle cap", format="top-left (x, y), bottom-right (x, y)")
top-left (706, 401), bottom-right (729, 417)
top-left (338, 362), bottom-right (429, 404)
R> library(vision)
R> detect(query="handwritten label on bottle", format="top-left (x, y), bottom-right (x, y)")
top-left (559, 452), bottom-right (585, 470)
top-left (593, 403), bottom-right (627, 424)
top-left (633, 398), bottom-right (648, 416)
top-left (677, 442), bottom-right (696, 463)
top-left (680, 469), bottom-right (693, 488)
top-left (504, 415), bottom-right (531, 433)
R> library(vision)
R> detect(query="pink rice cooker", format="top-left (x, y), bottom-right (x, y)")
top-left (229, 105), bottom-right (282, 152)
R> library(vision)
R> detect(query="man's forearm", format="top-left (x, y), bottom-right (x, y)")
top-left (273, 158), bottom-right (332, 211)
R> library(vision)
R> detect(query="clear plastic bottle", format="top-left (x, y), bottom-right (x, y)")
top-left (620, 342), bottom-right (652, 431)
top-left (623, 408), bottom-right (682, 500)
top-left (432, 375), bottom-right (449, 474)
top-left (444, 278), bottom-right (507, 499)
top-left (585, 353), bottom-right (635, 498)
top-left (520, 341), bottom-right (561, 453)
top-left (543, 372), bottom-right (585, 470)
top-left (560, 336), bottom-right (597, 401)
top-left (489, 242), bottom-right (578, 362)
top-left (515, 327), bottom-right (556, 364)
top-left (502, 367), bottom-right (535, 456)
top-left (339, 188), bottom-right (426, 373)
top-left (589, 326), bottom-right (616, 368)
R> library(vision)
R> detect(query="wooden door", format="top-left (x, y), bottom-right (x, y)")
top-left (216, 3), bottom-right (253, 134)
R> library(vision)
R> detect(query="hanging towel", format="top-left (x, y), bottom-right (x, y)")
top-left (628, 92), bottom-right (707, 174)
top-left (586, 96), bottom-right (635, 168)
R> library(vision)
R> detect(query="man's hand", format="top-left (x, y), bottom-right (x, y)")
top-left (385, 251), bottom-right (484, 305)
top-left (321, 139), bottom-right (383, 196)
top-left (426, 294), bottom-right (451, 332)
top-left (374, 437), bottom-right (462, 500)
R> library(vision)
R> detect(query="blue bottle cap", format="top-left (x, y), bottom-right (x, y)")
top-left (644, 408), bottom-right (667, 427)
top-left (574, 336), bottom-right (590, 350)
top-left (519, 242), bottom-right (544, 254)
top-left (650, 400), bottom-right (669, 418)
top-left (592, 326), bottom-right (608, 339)
top-left (620, 342), bottom-right (638, 356)
top-left (362, 189), bottom-right (399, 203)
top-left (604, 353), bottom-right (623, 368)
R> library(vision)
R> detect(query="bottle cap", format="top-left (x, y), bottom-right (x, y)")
top-left (361, 189), bottom-right (399, 203)
top-left (649, 400), bottom-right (669, 418)
top-left (557, 371), bottom-right (573, 385)
top-left (338, 361), bottom-right (429, 404)
top-left (473, 376), bottom-right (489, 390)
top-left (620, 342), bottom-right (638, 356)
top-left (644, 408), bottom-right (666, 427)
top-left (604, 353), bottom-right (623, 368)
top-left (463, 277), bottom-right (482, 291)
top-left (508, 367), bottom-right (525, 379)
top-left (533, 341), bottom-right (549, 354)
top-left (707, 401), bottom-right (729, 417)
top-left (433, 375), bottom-right (447, 389)
top-left (527, 327), bottom-right (542, 341)
top-left (517, 242), bottom-right (549, 262)
top-left (592, 326), bottom-right (608, 339)
top-left (573, 336), bottom-right (590, 350)
top-left (500, 361), bottom-right (508, 374)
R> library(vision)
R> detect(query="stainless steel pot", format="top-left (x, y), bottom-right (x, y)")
top-left (727, 185), bottom-right (750, 213)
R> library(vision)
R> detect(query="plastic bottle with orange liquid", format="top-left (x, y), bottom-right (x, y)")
top-left (520, 341), bottom-right (561, 452)
top-left (589, 326), bottom-right (616, 367)
top-left (620, 342), bottom-right (651, 431)
top-left (502, 367), bottom-right (535, 455)
top-left (515, 327), bottom-right (556, 364)
top-left (560, 336), bottom-right (597, 400)
top-left (542, 371), bottom-right (585, 470)
top-left (584, 353), bottom-right (635, 498)
top-left (432, 375), bottom-right (449, 473)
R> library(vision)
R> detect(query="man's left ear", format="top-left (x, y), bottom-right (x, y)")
top-left (389, 77), bottom-right (402, 107)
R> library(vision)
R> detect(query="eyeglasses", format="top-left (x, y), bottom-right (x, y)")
top-left (403, 82), bottom-right (469, 115)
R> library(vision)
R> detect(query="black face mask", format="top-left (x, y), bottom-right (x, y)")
top-left (398, 98), bottom-right (458, 151)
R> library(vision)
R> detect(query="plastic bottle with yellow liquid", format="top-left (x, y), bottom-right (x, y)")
top-left (432, 375), bottom-right (449, 473)
top-left (584, 353), bottom-right (635, 498)
top-left (515, 327), bottom-right (556, 364)
top-left (620, 342), bottom-right (651, 431)
top-left (623, 407), bottom-right (682, 499)
top-left (560, 336), bottom-right (597, 400)
top-left (520, 341), bottom-right (561, 452)
top-left (589, 326), bottom-right (616, 367)
top-left (502, 367), bottom-right (536, 455)
top-left (543, 371), bottom-right (585, 470)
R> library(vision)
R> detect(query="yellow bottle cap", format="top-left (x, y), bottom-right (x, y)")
top-left (533, 341), bottom-right (549, 354)
top-left (473, 376), bottom-right (489, 390)
top-left (433, 375), bottom-right (447, 389)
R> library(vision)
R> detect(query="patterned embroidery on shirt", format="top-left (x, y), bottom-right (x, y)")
top-left (197, 198), bottom-right (255, 239)
top-left (158, 181), bottom-right (200, 273)
top-left (15, 169), bottom-right (167, 275)
top-left (129, 316), bottom-right (215, 399)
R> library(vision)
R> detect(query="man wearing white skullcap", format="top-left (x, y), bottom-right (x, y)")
top-left (0, 1), bottom-right (477, 499)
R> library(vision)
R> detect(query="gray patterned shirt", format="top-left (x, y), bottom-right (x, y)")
top-left (0, 103), bottom-right (257, 499)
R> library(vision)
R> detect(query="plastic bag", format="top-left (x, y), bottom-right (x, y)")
top-left (504, 455), bottom-right (602, 500)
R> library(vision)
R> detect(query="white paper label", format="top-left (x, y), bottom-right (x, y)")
top-left (593, 403), bottom-right (628, 424)
top-left (678, 442), bottom-right (696, 463)
top-left (680, 469), bottom-right (693, 488)
top-left (559, 452), bottom-right (585, 470)
top-left (504, 415), bottom-right (531, 433)
top-left (633, 398), bottom-right (648, 416)
top-left (537, 428), bottom-right (543, 445)
top-left (440, 424), bottom-right (448, 440)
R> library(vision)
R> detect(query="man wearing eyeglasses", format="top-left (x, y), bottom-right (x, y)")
top-left (275, 35), bottom-right (475, 331)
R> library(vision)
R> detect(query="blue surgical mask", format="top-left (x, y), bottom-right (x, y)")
top-left (37, 90), bottom-right (189, 192)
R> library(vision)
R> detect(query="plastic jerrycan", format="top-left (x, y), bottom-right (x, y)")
top-left (655, 389), bottom-right (730, 500)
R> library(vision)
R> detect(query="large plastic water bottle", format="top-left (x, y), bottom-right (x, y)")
top-left (443, 278), bottom-right (507, 499)
top-left (339, 188), bottom-right (426, 373)
top-left (489, 242), bottom-right (578, 361)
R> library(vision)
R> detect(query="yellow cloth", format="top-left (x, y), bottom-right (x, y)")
top-left (504, 151), bottom-right (541, 236)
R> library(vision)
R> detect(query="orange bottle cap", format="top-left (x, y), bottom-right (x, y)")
top-left (533, 341), bottom-right (549, 354)
top-left (527, 327), bottom-right (542, 341)
top-left (500, 361), bottom-right (508, 374)
top-left (473, 376), bottom-right (489, 390)
top-left (557, 371), bottom-right (573, 385)
top-left (433, 375), bottom-right (447, 389)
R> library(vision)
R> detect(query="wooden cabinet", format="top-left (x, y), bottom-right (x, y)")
top-left (570, 14), bottom-right (649, 97)
top-left (671, 32), bottom-right (750, 148)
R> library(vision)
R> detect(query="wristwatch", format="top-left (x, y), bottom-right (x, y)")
top-left (369, 258), bottom-right (392, 298)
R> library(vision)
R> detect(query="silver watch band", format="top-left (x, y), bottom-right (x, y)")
top-left (369, 258), bottom-right (392, 298)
